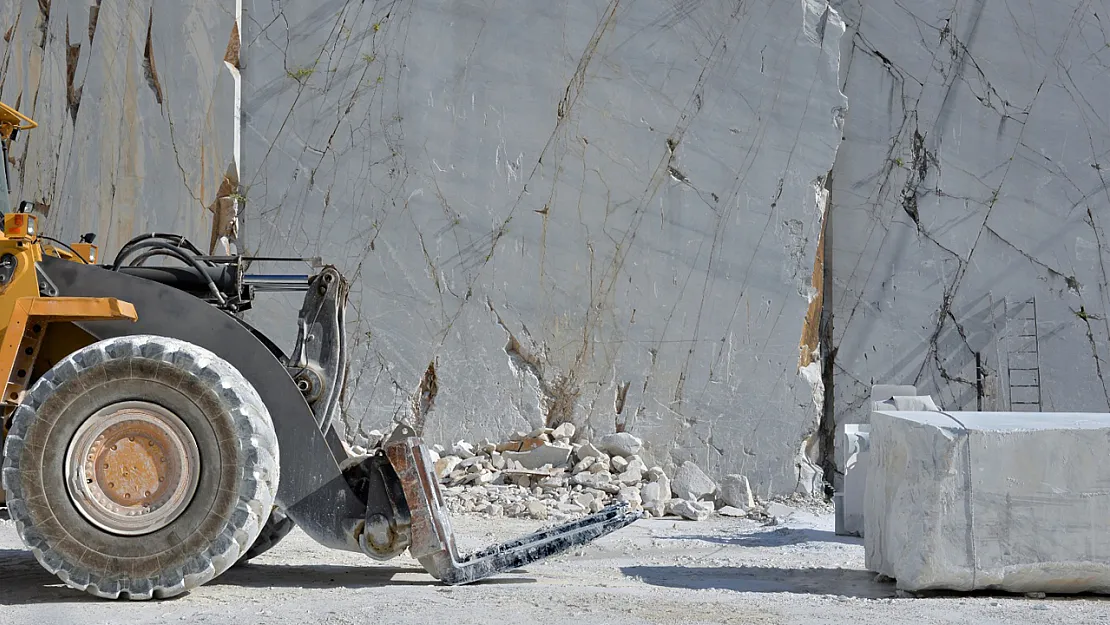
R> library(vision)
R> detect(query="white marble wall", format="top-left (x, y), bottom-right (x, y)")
top-left (5, 0), bottom-right (1106, 497)
top-left (828, 0), bottom-right (1110, 484)
top-left (237, 0), bottom-right (846, 497)
top-left (0, 0), bottom-right (238, 254)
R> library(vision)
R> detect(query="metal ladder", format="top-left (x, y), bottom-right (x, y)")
top-left (1007, 297), bottom-right (1042, 411)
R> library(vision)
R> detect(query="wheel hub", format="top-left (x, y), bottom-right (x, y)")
top-left (65, 401), bottom-right (200, 535)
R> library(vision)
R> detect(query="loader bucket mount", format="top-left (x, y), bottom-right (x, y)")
top-left (383, 425), bottom-right (642, 584)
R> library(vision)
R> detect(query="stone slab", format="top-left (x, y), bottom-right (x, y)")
top-left (834, 423), bottom-right (869, 537)
top-left (865, 409), bottom-right (1110, 594)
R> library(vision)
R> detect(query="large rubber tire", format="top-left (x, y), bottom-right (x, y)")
top-left (237, 507), bottom-right (296, 563)
top-left (1, 335), bottom-right (279, 600)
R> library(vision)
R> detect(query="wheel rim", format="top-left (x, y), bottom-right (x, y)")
top-left (64, 401), bottom-right (201, 536)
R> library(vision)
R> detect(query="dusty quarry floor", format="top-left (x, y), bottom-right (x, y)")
top-left (1, 504), bottom-right (1107, 625)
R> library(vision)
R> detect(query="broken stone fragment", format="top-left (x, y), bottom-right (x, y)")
top-left (435, 455), bottom-right (462, 478)
top-left (597, 482), bottom-right (621, 495)
top-left (490, 451), bottom-right (506, 470)
top-left (718, 505), bottom-right (746, 517)
top-left (573, 492), bottom-right (595, 508)
top-left (453, 440), bottom-right (476, 459)
top-left (655, 474), bottom-right (671, 504)
top-left (447, 470), bottom-right (467, 486)
top-left (484, 503), bottom-right (504, 517)
top-left (671, 461), bottom-right (717, 501)
top-left (527, 500), bottom-right (549, 520)
top-left (576, 441), bottom-right (603, 462)
top-left (640, 482), bottom-right (666, 517)
top-left (599, 432), bottom-right (643, 457)
top-left (588, 460), bottom-right (609, 474)
top-left (611, 456), bottom-right (629, 473)
top-left (538, 475), bottom-right (568, 489)
top-left (502, 441), bottom-right (573, 470)
top-left (718, 474), bottom-right (755, 509)
top-left (552, 422), bottom-right (576, 441)
top-left (557, 502), bottom-right (586, 514)
top-left (571, 471), bottom-right (610, 489)
top-left (572, 456), bottom-right (595, 474)
top-left (458, 455), bottom-right (484, 470)
top-left (671, 499), bottom-right (712, 521)
top-left (618, 469), bottom-right (643, 486)
top-left (624, 455), bottom-right (647, 476)
top-left (527, 426), bottom-right (555, 441)
top-left (618, 486), bottom-right (643, 511)
top-left (478, 438), bottom-right (497, 455)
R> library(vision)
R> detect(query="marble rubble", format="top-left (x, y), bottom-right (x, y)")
top-left (865, 409), bottom-right (1110, 594)
top-left (419, 427), bottom-right (772, 524)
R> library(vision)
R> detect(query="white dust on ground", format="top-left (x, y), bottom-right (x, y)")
top-left (1, 508), bottom-right (1107, 625)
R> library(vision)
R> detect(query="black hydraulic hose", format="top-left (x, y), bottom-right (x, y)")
top-left (127, 248), bottom-right (191, 267)
top-left (113, 233), bottom-right (209, 267)
top-left (110, 240), bottom-right (226, 305)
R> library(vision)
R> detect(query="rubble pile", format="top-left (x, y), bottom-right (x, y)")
top-left (371, 424), bottom-right (774, 523)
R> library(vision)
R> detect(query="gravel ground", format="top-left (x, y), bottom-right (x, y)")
top-left (1, 505), bottom-right (1107, 625)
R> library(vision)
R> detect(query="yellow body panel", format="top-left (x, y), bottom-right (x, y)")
top-left (0, 209), bottom-right (139, 505)
top-left (0, 295), bottom-right (137, 403)
top-left (0, 101), bottom-right (37, 134)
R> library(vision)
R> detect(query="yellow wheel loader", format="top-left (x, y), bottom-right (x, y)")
top-left (0, 101), bottom-right (640, 599)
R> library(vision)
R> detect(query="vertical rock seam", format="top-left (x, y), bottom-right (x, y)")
top-left (142, 8), bottom-right (163, 107)
top-left (797, 0), bottom-right (848, 496)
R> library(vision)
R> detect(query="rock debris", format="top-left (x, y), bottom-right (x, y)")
top-left (409, 425), bottom-right (782, 523)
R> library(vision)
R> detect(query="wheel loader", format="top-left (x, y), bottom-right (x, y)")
top-left (0, 101), bottom-right (640, 599)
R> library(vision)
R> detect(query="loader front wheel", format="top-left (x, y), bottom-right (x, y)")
top-left (1, 335), bottom-right (279, 600)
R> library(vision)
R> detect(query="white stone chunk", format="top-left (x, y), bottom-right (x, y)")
top-left (576, 441), bottom-right (603, 462)
top-left (717, 474), bottom-right (754, 510)
top-left (865, 409), bottom-right (1110, 594)
top-left (552, 422), bottom-right (576, 441)
top-left (598, 432), bottom-right (643, 457)
top-left (671, 461), bottom-right (717, 501)
top-left (502, 442), bottom-right (572, 470)
top-left (452, 440), bottom-right (475, 459)
top-left (671, 500), bottom-right (712, 521)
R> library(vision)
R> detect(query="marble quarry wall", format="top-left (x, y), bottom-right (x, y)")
top-left (827, 0), bottom-right (1110, 487)
top-left (2, 0), bottom-right (1106, 497)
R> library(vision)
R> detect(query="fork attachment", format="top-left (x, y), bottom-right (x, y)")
top-left (382, 426), bottom-right (643, 585)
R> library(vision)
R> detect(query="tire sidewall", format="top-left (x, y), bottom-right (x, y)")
top-left (2, 335), bottom-right (278, 598)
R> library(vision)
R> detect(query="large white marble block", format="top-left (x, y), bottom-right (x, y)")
top-left (866, 410), bottom-right (1110, 594)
